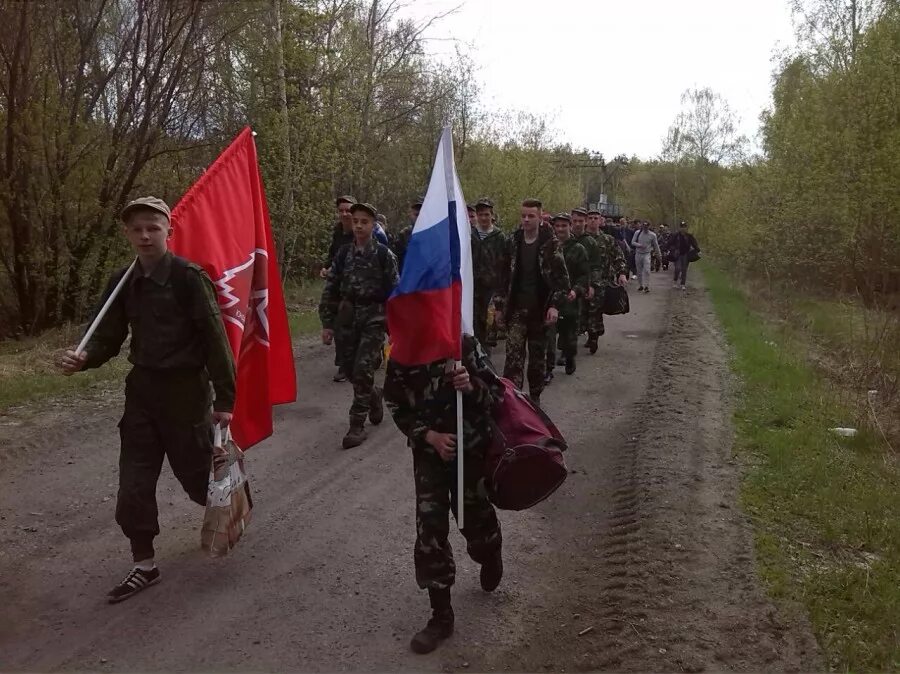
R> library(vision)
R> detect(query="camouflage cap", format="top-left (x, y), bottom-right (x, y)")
top-left (586, 208), bottom-right (601, 216)
top-left (121, 196), bottom-right (171, 223)
top-left (475, 197), bottom-right (494, 210)
top-left (350, 202), bottom-right (378, 219)
top-left (466, 203), bottom-right (476, 213)
top-left (376, 213), bottom-right (387, 224)
top-left (570, 207), bottom-right (588, 216)
top-left (336, 194), bottom-right (356, 206)
top-left (551, 212), bottom-right (571, 223)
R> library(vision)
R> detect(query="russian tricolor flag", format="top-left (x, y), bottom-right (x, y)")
top-left (387, 127), bottom-right (473, 365)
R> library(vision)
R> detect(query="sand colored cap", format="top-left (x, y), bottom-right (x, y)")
top-left (121, 196), bottom-right (171, 222)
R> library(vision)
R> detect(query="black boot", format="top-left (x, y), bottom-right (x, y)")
top-left (368, 387), bottom-right (384, 425)
top-left (587, 337), bottom-right (598, 355)
top-left (480, 549), bottom-right (503, 592)
top-left (410, 588), bottom-right (454, 654)
top-left (565, 355), bottom-right (576, 375)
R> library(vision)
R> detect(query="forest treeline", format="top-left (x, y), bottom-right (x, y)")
top-left (623, 0), bottom-right (899, 308)
top-left (1, 0), bottom-right (897, 336)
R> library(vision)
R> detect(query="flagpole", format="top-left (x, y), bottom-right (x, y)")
top-left (440, 127), bottom-right (465, 531)
top-left (75, 258), bottom-right (137, 356)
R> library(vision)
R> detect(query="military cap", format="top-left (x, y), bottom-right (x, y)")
top-left (376, 213), bottom-right (387, 224)
top-left (475, 197), bottom-right (495, 210)
top-left (586, 208), bottom-right (601, 216)
top-left (335, 194), bottom-right (356, 206)
top-left (551, 212), bottom-right (571, 223)
top-left (570, 207), bottom-right (588, 216)
top-left (121, 196), bottom-right (171, 222)
top-left (412, 195), bottom-right (426, 207)
top-left (350, 202), bottom-right (378, 219)
top-left (466, 204), bottom-right (476, 213)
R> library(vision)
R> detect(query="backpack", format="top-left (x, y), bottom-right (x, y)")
top-left (483, 376), bottom-right (569, 511)
top-left (602, 284), bottom-right (630, 315)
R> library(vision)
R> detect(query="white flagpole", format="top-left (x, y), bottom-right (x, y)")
top-left (75, 258), bottom-right (138, 356)
top-left (441, 127), bottom-right (465, 531)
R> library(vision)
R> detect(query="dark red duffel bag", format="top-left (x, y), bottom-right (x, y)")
top-left (484, 377), bottom-right (568, 510)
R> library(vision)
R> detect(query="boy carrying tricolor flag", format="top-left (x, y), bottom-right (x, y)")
top-left (384, 127), bottom-right (504, 655)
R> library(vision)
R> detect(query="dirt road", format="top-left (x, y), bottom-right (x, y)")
top-left (0, 275), bottom-right (820, 672)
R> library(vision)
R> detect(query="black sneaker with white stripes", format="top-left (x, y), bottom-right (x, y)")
top-left (107, 567), bottom-right (161, 604)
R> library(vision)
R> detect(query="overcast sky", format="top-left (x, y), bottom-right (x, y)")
top-left (402, 0), bottom-right (797, 159)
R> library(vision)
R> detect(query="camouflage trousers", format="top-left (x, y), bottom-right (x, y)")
top-left (503, 307), bottom-right (547, 396)
top-left (413, 442), bottom-right (502, 590)
top-left (336, 309), bottom-right (385, 426)
top-left (473, 291), bottom-right (492, 347)
top-left (580, 289), bottom-right (606, 339)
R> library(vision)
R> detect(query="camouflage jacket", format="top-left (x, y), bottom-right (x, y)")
top-left (471, 226), bottom-right (508, 298)
top-left (498, 223), bottom-right (570, 314)
top-left (384, 336), bottom-right (501, 452)
top-left (575, 232), bottom-right (604, 287)
top-left (560, 237), bottom-right (589, 319)
top-left (318, 239), bottom-right (399, 329)
top-left (390, 225), bottom-right (413, 272)
top-left (594, 231), bottom-right (629, 285)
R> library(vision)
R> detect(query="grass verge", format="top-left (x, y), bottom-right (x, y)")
top-left (703, 263), bottom-right (899, 671)
top-left (0, 326), bottom-right (129, 411)
top-left (0, 278), bottom-right (325, 411)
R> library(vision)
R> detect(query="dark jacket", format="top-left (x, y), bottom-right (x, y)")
top-left (471, 226), bottom-right (508, 300)
top-left (670, 231), bottom-right (700, 256)
top-left (498, 223), bottom-right (570, 315)
top-left (82, 252), bottom-right (236, 412)
top-left (324, 222), bottom-right (354, 269)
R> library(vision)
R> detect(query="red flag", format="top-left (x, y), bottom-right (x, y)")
top-left (170, 127), bottom-right (296, 448)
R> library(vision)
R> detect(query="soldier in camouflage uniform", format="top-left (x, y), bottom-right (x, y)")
top-left (587, 209), bottom-right (629, 340)
top-left (547, 213), bottom-right (589, 376)
top-left (319, 203), bottom-right (399, 449)
top-left (384, 335), bottom-right (503, 655)
top-left (320, 195), bottom-right (357, 382)
top-left (470, 197), bottom-right (507, 350)
top-left (495, 198), bottom-right (570, 406)
top-left (572, 208), bottom-right (604, 354)
top-left (60, 196), bottom-right (236, 603)
top-left (390, 196), bottom-right (424, 272)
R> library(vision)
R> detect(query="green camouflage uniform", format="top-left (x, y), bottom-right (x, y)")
top-left (576, 232), bottom-right (605, 339)
top-left (471, 226), bottom-right (508, 345)
top-left (319, 239), bottom-right (399, 427)
top-left (81, 252), bottom-right (236, 562)
top-left (595, 230), bottom-right (628, 284)
top-left (498, 224), bottom-right (570, 397)
top-left (384, 336), bottom-right (502, 590)
top-left (391, 225), bottom-right (413, 272)
top-left (547, 237), bottom-right (590, 372)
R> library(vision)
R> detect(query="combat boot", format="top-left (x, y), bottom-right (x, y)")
top-left (342, 424), bottom-right (366, 449)
top-left (369, 387), bottom-right (384, 425)
top-left (587, 337), bottom-right (598, 355)
top-left (410, 588), bottom-right (454, 654)
top-left (480, 549), bottom-right (503, 592)
top-left (565, 356), bottom-right (576, 375)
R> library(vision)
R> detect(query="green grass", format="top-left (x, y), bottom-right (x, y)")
top-left (284, 277), bottom-right (323, 337)
top-left (703, 264), bottom-right (900, 672)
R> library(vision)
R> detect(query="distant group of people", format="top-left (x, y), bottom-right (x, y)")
top-left (317, 199), bottom-right (703, 451)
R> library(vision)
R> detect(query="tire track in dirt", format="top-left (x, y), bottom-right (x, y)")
top-left (583, 281), bottom-right (821, 672)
